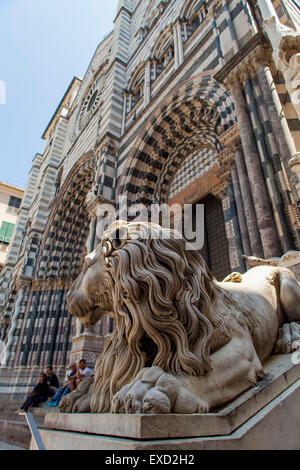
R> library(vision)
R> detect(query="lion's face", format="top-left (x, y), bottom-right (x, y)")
top-left (66, 243), bottom-right (113, 329)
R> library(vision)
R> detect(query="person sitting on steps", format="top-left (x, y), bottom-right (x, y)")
top-left (45, 365), bottom-right (59, 397)
top-left (44, 362), bottom-right (77, 408)
top-left (20, 372), bottom-right (50, 412)
top-left (69, 359), bottom-right (92, 392)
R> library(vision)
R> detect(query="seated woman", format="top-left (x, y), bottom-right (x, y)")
top-left (20, 373), bottom-right (50, 412)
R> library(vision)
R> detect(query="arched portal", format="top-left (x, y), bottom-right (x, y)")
top-left (117, 73), bottom-right (236, 280)
top-left (118, 73), bottom-right (235, 206)
top-left (14, 153), bottom-right (96, 369)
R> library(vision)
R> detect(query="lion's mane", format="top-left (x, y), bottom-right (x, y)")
top-left (90, 222), bottom-right (231, 413)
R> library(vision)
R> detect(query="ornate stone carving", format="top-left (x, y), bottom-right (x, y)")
top-left (61, 221), bottom-right (300, 414)
top-left (244, 250), bottom-right (300, 281)
top-left (16, 276), bottom-right (32, 290)
top-left (31, 278), bottom-right (76, 291)
top-left (263, 16), bottom-right (300, 119)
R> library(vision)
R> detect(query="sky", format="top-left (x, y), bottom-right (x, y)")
top-left (0, 0), bottom-right (119, 189)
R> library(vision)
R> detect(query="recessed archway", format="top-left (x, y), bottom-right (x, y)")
top-left (118, 73), bottom-right (236, 206)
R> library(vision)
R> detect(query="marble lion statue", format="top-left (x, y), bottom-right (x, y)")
top-left (63, 220), bottom-right (300, 414)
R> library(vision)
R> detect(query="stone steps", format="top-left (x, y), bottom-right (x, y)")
top-left (0, 398), bottom-right (59, 449)
top-left (34, 379), bottom-right (300, 450)
top-left (0, 419), bottom-right (29, 449)
top-left (33, 354), bottom-right (300, 450)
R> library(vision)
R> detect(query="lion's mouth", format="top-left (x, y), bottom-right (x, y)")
top-left (71, 304), bottom-right (107, 328)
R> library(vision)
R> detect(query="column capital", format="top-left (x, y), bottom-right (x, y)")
top-left (224, 43), bottom-right (274, 89)
top-left (56, 278), bottom-right (66, 290)
top-left (289, 152), bottom-right (300, 175)
top-left (224, 71), bottom-right (242, 92)
top-left (16, 276), bottom-right (31, 290)
top-left (99, 136), bottom-right (117, 154)
top-left (86, 191), bottom-right (116, 218)
top-left (211, 181), bottom-right (229, 200)
top-left (31, 279), bottom-right (43, 291)
top-left (173, 16), bottom-right (183, 25)
top-left (219, 122), bottom-right (240, 148)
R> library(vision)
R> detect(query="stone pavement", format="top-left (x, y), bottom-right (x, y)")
top-left (0, 440), bottom-right (25, 450)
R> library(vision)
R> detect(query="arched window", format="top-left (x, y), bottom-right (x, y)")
top-left (127, 63), bottom-right (145, 113)
top-left (143, 0), bottom-right (170, 30)
top-left (181, 0), bottom-right (208, 42)
top-left (151, 25), bottom-right (174, 81)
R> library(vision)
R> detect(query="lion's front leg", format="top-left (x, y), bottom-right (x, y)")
top-left (112, 334), bottom-right (264, 415)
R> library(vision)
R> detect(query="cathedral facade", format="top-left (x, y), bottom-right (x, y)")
top-left (0, 0), bottom-right (300, 397)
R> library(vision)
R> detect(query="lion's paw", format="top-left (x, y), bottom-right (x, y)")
top-left (111, 393), bottom-right (125, 414)
top-left (112, 366), bottom-right (166, 414)
top-left (173, 388), bottom-right (210, 414)
top-left (143, 389), bottom-right (171, 414)
top-left (124, 393), bottom-right (143, 414)
top-left (274, 322), bottom-right (300, 354)
top-left (59, 395), bottom-right (73, 413)
top-left (112, 383), bottom-right (131, 413)
top-left (196, 399), bottom-right (210, 414)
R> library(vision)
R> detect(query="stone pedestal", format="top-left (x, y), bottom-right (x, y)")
top-left (69, 333), bottom-right (105, 369)
top-left (31, 354), bottom-right (300, 450)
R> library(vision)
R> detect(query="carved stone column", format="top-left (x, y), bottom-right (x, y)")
top-left (254, 57), bottom-right (300, 247)
top-left (234, 145), bottom-right (264, 258)
top-left (144, 59), bottom-right (151, 106)
top-left (226, 75), bottom-right (281, 258)
top-left (216, 147), bottom-right (246, 273)
top-left (1, 277), bottom-right (31, 368)
top-left (173, 23), bottom-right (179, 69)
top-left (258, 0), bottom-right (278, 21)
top-left (261, 14), bottom-right (300, 207)
top-left (47, 280), bottom-right (65, 366)
top-left (289, 151), bottom-right (300, 204)
top-left (243, 67), bottom-right (295, 253)
top-left (231, 165), bottom-right (252, 258)
top-left (176, 19), bottom-right (184, 66)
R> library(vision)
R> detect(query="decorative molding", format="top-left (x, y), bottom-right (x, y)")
top-left (223, 42), bottom-right (275, 88)
top-left (16, 276), bottom-right (32, 290)
top-left (218, 123), bottom-right (240, 148)
top-left (263, 16), bottom-right (300, 119)
top-left (31, 278), bottom-right (76, 292)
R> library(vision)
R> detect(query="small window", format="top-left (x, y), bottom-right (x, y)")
top-left (8, 196), bottom-right (21, 208)
top-left (0, 221), bottom-right (15, 243)
top-left (7, 196), bottom-right (21, 214)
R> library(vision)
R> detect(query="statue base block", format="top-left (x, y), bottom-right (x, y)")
top-left (31, 354), bottom-right (300, 450)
